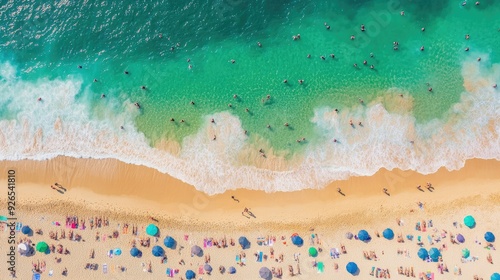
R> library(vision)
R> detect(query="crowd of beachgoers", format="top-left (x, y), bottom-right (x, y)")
top-left (1, 210), bottom-right (498, 280)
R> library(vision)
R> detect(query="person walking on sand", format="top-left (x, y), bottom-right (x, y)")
top-left (231, 196), bottom-right (240, 202)
top-left (383, 188), bottom-right (390, 196)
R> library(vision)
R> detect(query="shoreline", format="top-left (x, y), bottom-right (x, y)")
top-left (1, 157), bottom-right (499, 229)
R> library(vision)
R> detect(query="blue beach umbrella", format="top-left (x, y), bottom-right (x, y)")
top-left (204, 264), bottom-right (212, 273)
top-left (383, 228), bottom-right (394, 240)
top-left (185, 270), bottom-right (196, 279)
top-left (164, 236), bottom-right (176, 249)
top-left (485, 232), bottom-right (495, 242)
top-left (417, 248), bottom-right (428, 260)
top-left (152, 245), bottom-right (164, 257)
top-left (346, 262), bottom-right (358, 275)
top-left (191, 245), bottom-right (203, 257)
top-left (358, 230), bottom-right (370, 242)
top-left (130, 247), bottom-right (140, 257)
top-left (228, 266), bottom-right (236, 274)
top-left (464, 215), bottom-right (475, 228)
top-left (429, 247), bottom-right (441, 262)
top-left (457, 234), bottom-right (465, 243)
top-left (292, 235), bottom-right (304, 246)
top-left (259, 267), bottom-right (272, 279)
top-left (113, 248), bottom-right (122, 256)
top-left (146, 224), bottom-right (158, 236)
top-left (239, 236), bottom-right (250, 249)
top-left (491, 273), bottom-right (500, 280)
top-left (21, 225), bottom-right (31, 235)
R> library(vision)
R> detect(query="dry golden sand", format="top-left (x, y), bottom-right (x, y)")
top-left (0, 157), bottom-right (499, 279)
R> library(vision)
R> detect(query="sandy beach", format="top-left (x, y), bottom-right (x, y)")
top-left (0, 157), bottom-right (499, 279)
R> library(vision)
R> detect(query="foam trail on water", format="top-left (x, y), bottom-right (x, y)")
top-left (0, 59), bottom-right (499, 195)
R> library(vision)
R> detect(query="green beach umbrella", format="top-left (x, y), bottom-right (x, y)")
top-left (308, 247), bottom-right (318, 257)
top-left (464, 215), bottom-right (475, 228)
top-left (146, 224), bottom-right (158, 236)
top-left (462, 248), bottom-right (470, 258)
top-left (36, 241), bottom-right (48, 253)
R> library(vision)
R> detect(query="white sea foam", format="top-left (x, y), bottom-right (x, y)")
top-left (0, 59), bottom-right (499, 194)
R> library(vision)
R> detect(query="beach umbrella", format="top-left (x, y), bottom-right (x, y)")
top-left (345, 232), bottom-right (353, 239)
top-left (21, 225), bottom-right (31, 235)
top-left (204, 264), bottom-right (212, 273)
top-left (383, 228), bottom-right (394, 240)
top-left (358, 230), bottom-right (370, 241)
top-left (429, 247), bottom-right (440, 262)
top-left (113, 248), bottom-right (122, 256)
top-left (259, 267), bottom-right (272, 279)
top-left (130, 247), bottom-right (140, 257)
top-left (164, 236), bottom-right (176, 249)
top-left (191, 245), bottom-right (202, 257)
top-left (185, 269), bottom-right (196, 279)
top-left (491, 273), bottom-right (500, 280)
top-left (462, 248), bottom-right (470, 258)
top-left (346, 262), bottom-right (358, 275)
top-left (36, 241), bottom-right (48, 253)
top-left (457, 234), bottom-right (465, 243)
top-left (308, 247), bottom-right (318, 257)
top-left (291, 235), bottom-right (303, 246)
top-left (152, 245), bottom-right (164, 257)
top-left (228, 266), bottom-right (236, 274)
top-left (239, 236), bottom-right (250, 249)
top-left (18, 243), bottom-right (27, 255)
top-left (0, 215), bottom-right (8, 222)
top-left (417, 248), bottom-right (428, 260)
top-left (485, 232), bottom-right (495, 242)
top-left (464, 215), bottom-right (475, 228)
top-left (146, 224), bottom-right (158, 236)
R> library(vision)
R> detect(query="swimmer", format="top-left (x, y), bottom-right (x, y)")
top-left (245, 108), bottom-right (249, 112)
top-left (78, 65), bottom-right (82, 69)
top-left (333, 138), bottom-right (337, 142)
top-left (420, 46), bottom-right (424, 51)
top-left (293, 35), bottom-right (297, 40)
top-left (244, 130), bottom-right (247, 134)
top-left (296, 34), bottom-right (301, 39)
top-left (349, 119), bottom-right (353, 126)
top-left (120, 126), bottom-right (124, 129)
top-left (213, 135), bottom-right (216, 140)
top-left (477, 57), bottom-right (481, 61)
top-left (334, 108), bottom-right (338, 112)
top-left (190, 101), bottom-right (195, 105)
top-left (141, 86), bottom-right (146, 90)
top-left (465, 34), bottom-right (470, 40)
top-left (320, 55), bottom-right (325, 60)
top-left (283, 79), bottom-right (288, 83)
top-left (187, 58), bottom-right (191, 62)
top-left (428, 87), bottom-right (433, 92)
top-left (230, 59), bottom-right (236, 64)
top-left (233, 94), bottom-right (238, 99)
top-left (37, 97), bottom-right (42, 101)
top-left (350, 35), bottom-right (355, 40)
top-left (298, 79), bottom-right (304, 84)
top-left (228, 103), bottom-right (232, 107)
top-left (307, 54), bottom-right (311, 58)
top-left (188, 64), bottom-right (192, 69)
top-left (370, 65), bottom-right (374, 69)
top-left (330, 54), bottom-right (335, 58)
top-left (370, 53), bottom-right (374, 58)
top-left (358, 121), bottom-right (362, 126)
top-left (475, 1), bottom-right (480, 5)
top-left (326, 25), bottom-right (330, 30)
top-left (400, 11), bottom-right (404, 16)
top-left (465, 47), bottom-right (470, 51)
top-left (170, 46), bottom-right (175, 51)
top-left (101, 94), bottom-right (105, 98)
top-left (493, 84), bottom-right (497, 88)
top-left (393, 46), bottom-right (399, 50)
top-left (363, 60), bottom-right (367, 65)
top-left (266, 124), bottom-right (271, 128)
top-left (462, 1), bottom-right (466, 6)
top-left (284, 123), bottom-right (289, 127)
top-left (421, 27), bottom-right (425, 32)
top-left (359, 98), bottom-right (363, 104)
top-left (93, 79), bottom-right (98, 82)
top-left (124, 71), bottom-right (129, 75)
top-left (360, 24), bottom-right (365, 31)
top-left (170, 118), bottom-right (175, 122)
top-left (180, 119), bottom-right (185, 123)
top-left (353, 63), bottom-right (358, 68)
top-left (257, 42), bottom-right (262, 47)
top-left (211, 118), bottom-right (215, 123)
top-left (266, 94), bottom-right (271, 100)
top-left (134, 102), bottom-right (140, 108)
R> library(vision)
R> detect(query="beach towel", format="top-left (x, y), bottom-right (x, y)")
top-left (317, 262), bottom-right (324, 273)
top-left (107, 250), bottom-right (113, 258)
top-left (166, 268), bottom-right (171, 276)
top-left (268, 239), bottom-right (274, 246)
top-left (15, 222), bottom-right (22, 232)
top-left (257, 251), bottom-right (263, 262)
top-left (235, 255), bottom-right (240, 263)
top-left (103, 263), bottom-right (108, 274)
top-left (203, 239), bottom-right (207, 248)
top-left (370, 267), bottom-right (375, 276)
top-left (426, 271), bottom-right (434, 280)
top-left (198, 265), bottom-right (204, 274)
top-left (330, 248), bottom-right (335, 259)
top-left (334, 248), bottom-right (340, 257)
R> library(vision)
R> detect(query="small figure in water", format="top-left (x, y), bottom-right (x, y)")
top-left (266, 124), bottom-right (271, 129)
top-left (233, 94), bottom-right (238, 99)
top-left (359, 98), bottom-right (364, 104)
top-left (320, 55), bottom-right (325, 60)
top-left (283, 79), bottom-right (288, 84)
top-left (170, 118), bottom-right (175, 122)
top-left (400, 11), bottom-right (405, 16)
top-left (211, 118), bottom-right (215, 123)
top-left (37, 97), bottom-right (42, 101)
top-left (475, 1), bottom-right (480, 5)
top-left (420, 46), bottom-right (425, 51)
top-left (187, 58), bottom-right (191, 62)
top-left (421, 27), bottom-right (425, 32)
top-left (465, 34), bottom-right (470, 40)
top-left (477, 57), bottom-right (481, 61)
top-left (428, 87), bottom-right (433, 92)
top-left (257, 42), bottom-right (262, 47)
top-left (284, 123), bottom-right (289, 127)
top-left (141, 86), bottom-right (146, 90)
top-left (190, 101), bottom-right (195, 105)
top-left (353, 63), bottom-right (358, 68)
top-left (93, 79), bottom-right (98, 82)
top-left (180, 119), bottom-right (185, 123)
top-left (370, 53), bottom-right (374, 58)
top-left (298, 79), bottom-right (304, 85)
top-left (78, 65), bottom-right (82, 69)
top-left (465, 47), bottom-right (470, 51)
top-left (350, 35), bottom-right (355, 40)
top-left (101, 94), bottom-right (105, 98)
top-left (370, 65), bottom-right (374, 69)
top-left (360, 24), bottom-right (365, 32)
top-left (228, 103), bottom-right (232, 107)
top-left (134, 102), bottom-right (140, 109)
top-left (124, 71), bottom-right (129, 75)
top-left (330, 54), bottom-right (335, 58)
top-left (363, 60), bottom-right (367, 65)
top-left (230, 59), bottom-right (236, 64)
top-left (307, 54), bottom-right (311, 58)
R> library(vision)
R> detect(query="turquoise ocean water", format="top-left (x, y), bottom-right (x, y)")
top-left (0, 0), bottom-right (499, 194)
